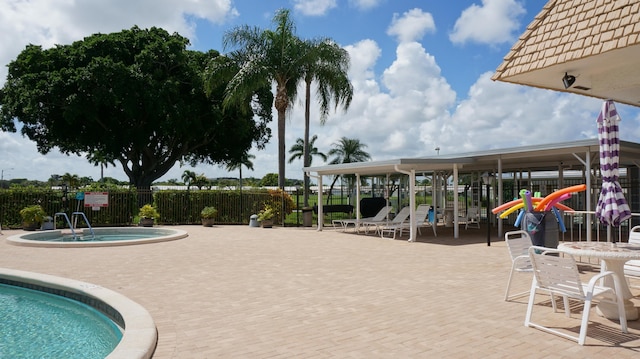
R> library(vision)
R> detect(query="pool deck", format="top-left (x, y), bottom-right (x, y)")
top-left (2, 224), bottom-right (640, 358)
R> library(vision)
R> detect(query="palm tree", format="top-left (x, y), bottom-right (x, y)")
top-left (326, 137), bottom-right (371, 204)
top-left (288, 135), bottom-right (327, 164)
top-left (182, 170), bottom-right (197, 189)
top-left (299, 38), bottom-right (353, 207)
top-left (211, 8), bottom-right (307, 189)
top-left (226, 153), bottom-right (255, 190)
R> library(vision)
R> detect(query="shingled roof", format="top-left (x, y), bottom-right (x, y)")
top-left (492, 0), bottom-right (640, 107)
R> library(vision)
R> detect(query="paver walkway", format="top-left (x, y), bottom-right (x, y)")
top-left (2, 225), bottom-right (640, 358)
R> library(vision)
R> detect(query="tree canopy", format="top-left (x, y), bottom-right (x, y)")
top-left (0, 26), bottom-right (273, 188)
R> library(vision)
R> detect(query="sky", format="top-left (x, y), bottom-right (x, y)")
top-left (2, 0), bottom-right (640, 183)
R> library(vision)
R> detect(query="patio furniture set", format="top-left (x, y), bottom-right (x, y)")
top-left (504, 226), bottom-right (640, 345)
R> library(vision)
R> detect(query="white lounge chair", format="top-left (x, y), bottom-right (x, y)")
top-left (380, 204), bottom-right (433, 239)
top-left (504, 230), bottom-right (533, 301)
top-left (525, 246), bottom-right (627, 345)
top-left (361, 206), bottom-right (411, 235)
top-left (332, 205), bottom-right (392, 232)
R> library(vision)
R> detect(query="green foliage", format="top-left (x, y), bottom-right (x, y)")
top-left (19, 204), bottom-right (46, 225)
top-left (0, 26), bottom-right (272, 189)
top-left (257, 204), bottom-right (275, 221)
top-left (260, 173), bottom-right (279, 187)
top-left (138, 204), bottom-right (160, 219)
top-left (200, 206), bottom-right (218, 219)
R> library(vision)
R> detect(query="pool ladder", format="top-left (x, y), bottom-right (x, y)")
top-left (54, 212), bottom-right (95, 240)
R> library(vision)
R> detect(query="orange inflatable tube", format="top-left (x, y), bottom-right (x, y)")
top-left (534, 184), bottom-right (586, 211)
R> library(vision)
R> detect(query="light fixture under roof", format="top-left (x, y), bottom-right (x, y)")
top-left (562, 72), bottom-right (576, 89)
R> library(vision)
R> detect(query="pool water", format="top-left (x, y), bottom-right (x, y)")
top-left (46, 233), bottom-right (163, 242)
top-left (0, 283), bottom-right (122, 358)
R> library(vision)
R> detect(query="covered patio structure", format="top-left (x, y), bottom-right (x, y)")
top-left (305, 139), bottom-right (640, 241)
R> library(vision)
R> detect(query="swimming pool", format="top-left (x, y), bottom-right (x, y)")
top-left (0, 268), bottom-right (157, 359)
top-left (6, 227), bottom-right (188, 247)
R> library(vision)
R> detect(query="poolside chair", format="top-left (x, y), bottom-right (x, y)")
top-left (525, 246), bottom-right (628, 346)
top-left (504, 230), bottom-right (533, 301)
top-left (380, 204), bottom-right (433, 239)
top-left (332, 205), bottom-right (392, 232)
top-left (361, 206), bottom-right (411, 235)
top-left (624, 225), bottom-right (640, 290)
top-left (463, 207), bottom-right (480, 229)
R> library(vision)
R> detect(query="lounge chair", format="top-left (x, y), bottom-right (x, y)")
top-left (380, 204), bottom-right (433, 239)
top-left (332, 205), bottom-right (392, 232)
top-left (360, 206), bottom-right (411, 235)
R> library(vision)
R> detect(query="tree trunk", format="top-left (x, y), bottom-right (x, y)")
top-left (303, 80), bottom-right (311, 207)
top-left (275, 84), bottom-right (288, 189)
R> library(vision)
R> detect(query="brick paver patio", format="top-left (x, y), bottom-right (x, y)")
top-left (1, 225), bottom-right (639, 358)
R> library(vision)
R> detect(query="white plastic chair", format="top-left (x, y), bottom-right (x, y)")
top-left (381, 204), bottom-right (433, 239)
top-left (525, 246), bottom-right (628, 346)
top-left (361, 206), bottom-right (411, 235)
top-left (504, 230), bottom-right (533, 301)
top-left (464, 207), bottom-right (480, 229)
top-left (624, 225), bottom-right (640, 289)
top-left (332, 205), bottom-right (392, 232)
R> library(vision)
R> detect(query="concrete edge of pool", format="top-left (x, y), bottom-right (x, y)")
top-left (5, 227), bottom-right (188, 247)
top-left (0, 268), bottom-right (157, 359)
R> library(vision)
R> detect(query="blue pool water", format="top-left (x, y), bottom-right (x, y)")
top-left (0, 283), bottom-right (122, 358)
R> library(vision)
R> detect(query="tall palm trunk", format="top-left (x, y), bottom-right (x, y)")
top-left (275, 85), bottom-right (288, 189)
top-left (303, 79), bottom-right (312, 207)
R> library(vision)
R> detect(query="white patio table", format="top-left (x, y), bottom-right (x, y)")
top-left (558, 241), bottom-right (640, 320)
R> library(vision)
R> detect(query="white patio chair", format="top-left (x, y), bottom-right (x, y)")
top-left (332, 205), bottom-right (392, 232)
top-left (361, 206), bottom-right (411, 235)
top-left (504, 230), bottom-right (533, 301)
top-left (381, 204), bottom-right (433, 239)
top-left (463, 207), bottom-right (480, 229)
top-left (525, 246), bottom-right (628, 346)
top-left (624, 225), bottom-right (640, 289)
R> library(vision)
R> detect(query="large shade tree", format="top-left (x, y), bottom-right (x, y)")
top-left (0, 26), bottom-right (273, 189)
top-left (209, 8), bottom-right (309, 189)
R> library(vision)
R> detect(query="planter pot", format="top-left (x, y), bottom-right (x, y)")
top-left (22, 222), bottom-right (40, 231)
top-left (140, 218), bottom-right (154, 227)
top-left (261, 219), bottom-right (273, 228)
top-left (201, 218), bottom-right (215, 227)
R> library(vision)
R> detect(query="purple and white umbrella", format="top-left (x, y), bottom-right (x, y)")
top-left (595, 100), bottom-right (631, 228)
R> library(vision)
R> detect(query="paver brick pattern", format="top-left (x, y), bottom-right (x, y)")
top-left (1, 225), bottom-right (639, 358)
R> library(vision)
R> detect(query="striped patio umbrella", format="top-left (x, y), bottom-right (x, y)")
top-left (595, 100), bottom-right (631, 228)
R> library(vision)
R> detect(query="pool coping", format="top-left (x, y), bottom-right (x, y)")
top-left (0, 268), bottom-right (157, 359)
top-left (5, 227), bottom-right (188, 247)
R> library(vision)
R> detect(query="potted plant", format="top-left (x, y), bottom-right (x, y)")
top-left (20, 205), bottom-right (47, 231)
top-left (257, 204), bottom-right (275, 228)
top-left (200, 206), bottom-right (218, 227)
top-left (138, 204), bottom-right (160, 227)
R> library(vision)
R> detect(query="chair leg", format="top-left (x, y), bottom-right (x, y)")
top-left (504, 266), bottom-right (516, 301)
top-left (578, 298), bottom-right (593, 345)
top-left (524, 280), bottom-right (538, 327)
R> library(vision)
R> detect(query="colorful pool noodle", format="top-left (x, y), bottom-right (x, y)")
top-left (514, 210), bottom-right (525, 227)
top-left (552, 207), bottom-right (567, 232)
top-left (498, 200), bottom-right (574, 219)
top-left (534, 184), bottom-right (587, 211)
top-left (524, 190), bottom-right (534, 212)
top-left (493, 197), bottom-right (574, 216)
top-left (543, 193), bottom-right (571, 212)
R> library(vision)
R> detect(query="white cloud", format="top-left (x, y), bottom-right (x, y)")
top-left (387, 8), bottom-right (436, 43)
top-left (436, 72), bottom-right (603, 154)
top-left (349, 0), bottom-right (384, 10)
top-left (449, 0), bottom-right (525, 45)
top-left (292, 0), bottom-right (337, 16)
